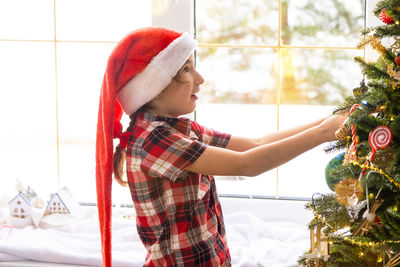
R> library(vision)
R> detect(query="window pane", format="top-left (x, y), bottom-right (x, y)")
top-left (277, 105), bottom-right (336, 198)
top-left (283, 0), bottom-right (365, 46)
top-left (0, 42), bottom-right (58, 197)
top-left (197, 0), bottom-right (279, 45)
top-left (57, 43), bottom-right (132, 203)
top-left (0, 0), bottom-right (54, 40)
top-left (280, 48), bottom-right (363, 105)
top-left (56, 0), bottom-right (152, 41)
top-left (278, 48), bottom-right (363, 197)
top-left (196, 47), bottom-right (278, 197)
top-left (196, 104), bottom-right (278, 197)
top-left (197, 47), bottom-right (277, 104)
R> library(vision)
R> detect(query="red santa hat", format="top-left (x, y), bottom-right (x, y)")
top-left (96, 27), bottom-right (197, 267)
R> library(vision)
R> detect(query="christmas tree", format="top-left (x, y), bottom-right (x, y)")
top-left (299, 1), bottom-right (400, 266)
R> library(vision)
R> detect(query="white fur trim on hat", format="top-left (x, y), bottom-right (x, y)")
top-left (117, 32), bottom-right (197, 115)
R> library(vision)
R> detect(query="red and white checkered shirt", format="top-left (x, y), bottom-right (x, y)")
top-left (126, 110), bottom-right (231, 267)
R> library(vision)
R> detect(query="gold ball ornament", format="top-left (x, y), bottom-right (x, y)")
top-left (334, 178), bottom-right (363, 206)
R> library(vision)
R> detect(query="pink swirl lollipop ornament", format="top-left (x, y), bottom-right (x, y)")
top-left (368, 125), bottom-right (393, 161)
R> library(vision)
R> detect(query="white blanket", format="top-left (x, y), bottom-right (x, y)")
top-left (0, 211), bottom-right (309, 267)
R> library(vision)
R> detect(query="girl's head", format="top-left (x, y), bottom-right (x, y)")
top-left (96, 27), bottom-right (198, 266)
top-left (145, 54), bottom-right (204, 118)
top-left (114, 28), bottom-right (198, 116)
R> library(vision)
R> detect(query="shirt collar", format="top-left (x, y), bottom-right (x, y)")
top-left (134, 110), bottom-right (192, 136)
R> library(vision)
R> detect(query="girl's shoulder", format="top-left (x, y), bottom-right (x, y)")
top-left (133, 119), bottom-right (172, 139)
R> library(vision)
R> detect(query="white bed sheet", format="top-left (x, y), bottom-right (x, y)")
top-left (0, 208), bottom-right (309, 267)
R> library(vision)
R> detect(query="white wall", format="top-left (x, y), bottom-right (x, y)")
top-left (152, 0), bottom-right (194, 34)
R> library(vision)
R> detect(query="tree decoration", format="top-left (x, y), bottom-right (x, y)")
top-left (371, 36), bottom-right (388, 55)
top-left (379, 8), bottom-right (395, 24)
top-left (347, 199), bottom-right (367, 222)
top-left (306, 258), bottom-right (326, 267)
top-left (352, 80), bottom-right (367, 96)
top-left (358, 35), bottom-right (386, 55)
top-left (334, 125), bottom-right (351, 140)
top-left (299, 0), bottom-right (400, 265)
top-left (325, 153), bottom-right (346, 190)
top-left (352, 199), bottom-right (384, 236)
top-left (386, 253), bottom-right (400, 267)
top-left (355, 126), bottom-right (393, 185)
top-left (391, 37), bottom-right (400, 55)
top-left (306, 225), bottom-right (329, 267)
top-left (368, 125), bottom-right (393, 162)
top-left (395, 53), bottom-right (400, 66)
top-left (343, 104), bottom-right (360, 164)
top-left (387, 62), bottom-right (397, 78)
top-left (334, 178), bottom-right (363, 206)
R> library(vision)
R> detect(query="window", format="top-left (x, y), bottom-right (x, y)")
top-left (0, 0), bottom-right (151, 204)
top-left (0, 0), bottom-right (374, 204)
top-left (195, 0), bottom-right (366, 199)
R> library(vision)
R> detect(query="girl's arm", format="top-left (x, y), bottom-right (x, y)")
top-left (186, 114), bottom-right (345, 177)
top-left (225, 116), bottom-right (326, 152)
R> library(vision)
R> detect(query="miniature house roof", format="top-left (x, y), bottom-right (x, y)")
top-left (46, 187), bottom-right (79, 213)
top-left (8, 193), bottom-right (31, 206)
top-left (8, 186), bottom-right (37, 206)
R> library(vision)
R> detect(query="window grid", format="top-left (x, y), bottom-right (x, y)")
top-left (0, 3), bottom-right (120, 186)
top-left (195, 0), bottom-right (366, 199)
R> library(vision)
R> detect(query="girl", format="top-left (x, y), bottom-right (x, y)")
top-left (96, 27), bottom-right (346, 267)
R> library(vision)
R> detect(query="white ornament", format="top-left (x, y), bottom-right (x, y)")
top-left (362, 209), bottom-right (376, 222)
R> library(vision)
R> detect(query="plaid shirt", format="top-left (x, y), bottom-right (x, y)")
top-left (126, 111), bottom-right (231, 267)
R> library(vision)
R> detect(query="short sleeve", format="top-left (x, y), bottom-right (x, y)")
top-left (191, 121), bottom-right (231, 148)
top-left (140, 126), bottom-right (207, 182)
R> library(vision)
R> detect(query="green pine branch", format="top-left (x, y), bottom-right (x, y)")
top-left (374, 24), bottom-right (400, 38)
top-left (354, 57), bottom-right (391, 80)
top-left (374, 0), bottom-right (400, 16)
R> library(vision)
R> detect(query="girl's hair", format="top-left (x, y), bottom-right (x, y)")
top-left (113, 145), bottom-right (128, 186)
top-left (113, 106), bottom-right (145, 186)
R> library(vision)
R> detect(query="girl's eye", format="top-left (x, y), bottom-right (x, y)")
top-left (183, 66), bottom-right (190, 73)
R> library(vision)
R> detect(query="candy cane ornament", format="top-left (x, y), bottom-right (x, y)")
top-left (368, 125), bottom-right (393, 161)
top-left (358, 125), bottom-right (393, 181)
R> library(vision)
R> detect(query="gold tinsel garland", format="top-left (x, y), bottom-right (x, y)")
top-left (349, 161), bottom-right (400, 191)
top-left (357, 35), bottom-right (386, 55)
top-left (307, 203), bottom-right (400, 248)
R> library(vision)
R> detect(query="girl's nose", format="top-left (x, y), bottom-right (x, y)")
top-left (194, 70), bottom-right (204, 85)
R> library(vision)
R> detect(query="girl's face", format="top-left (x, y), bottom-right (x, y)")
top-left (146, 54), bottom-right (204, 118)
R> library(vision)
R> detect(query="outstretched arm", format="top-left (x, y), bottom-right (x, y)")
top-left (186, 114), bottom-right (346, 177)
top-left (225, 116), bottom-right (326, 152)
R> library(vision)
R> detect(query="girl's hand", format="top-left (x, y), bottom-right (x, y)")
top-left (318, 113), bottom-right (348, 142)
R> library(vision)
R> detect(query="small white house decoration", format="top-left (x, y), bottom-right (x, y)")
top-left (8, 186), bottom-right (37, 219)
top-left (46, 187), bottom-right (79, 215)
